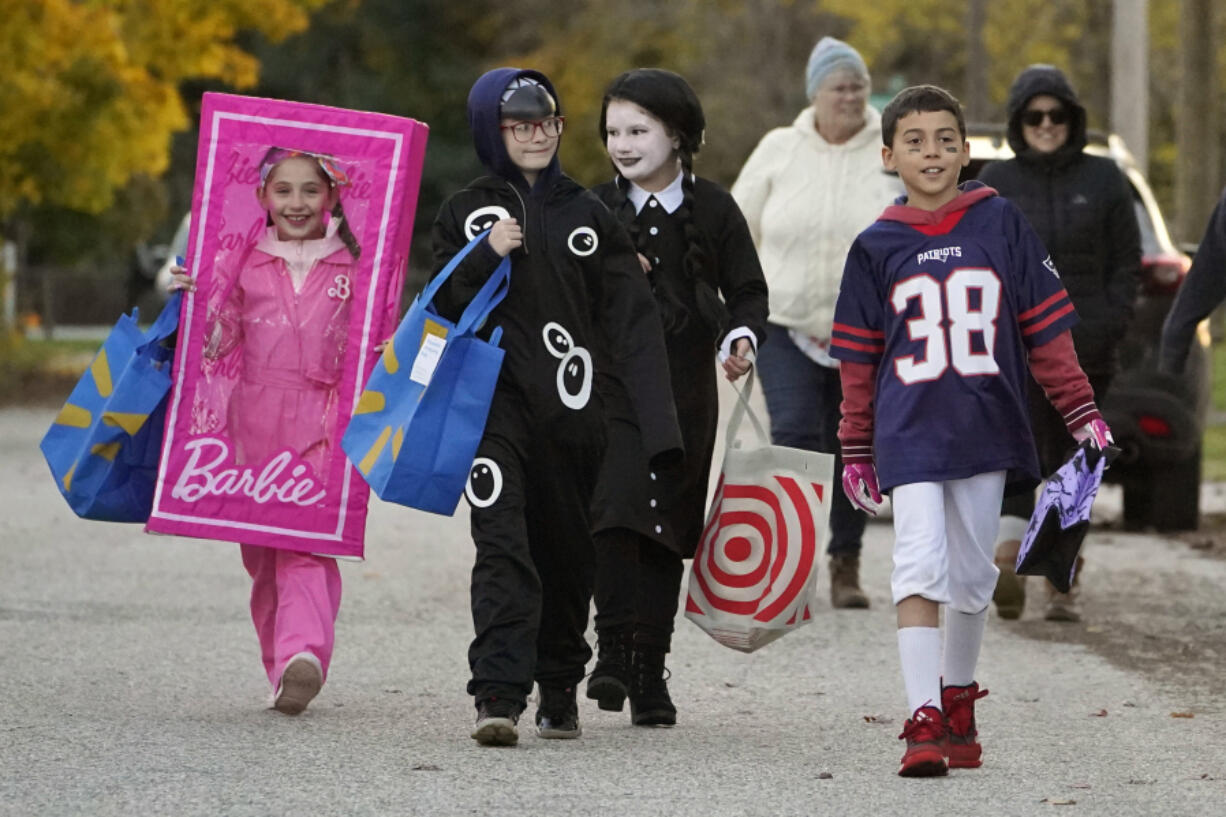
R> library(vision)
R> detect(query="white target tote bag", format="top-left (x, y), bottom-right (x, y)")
top-left (685, 369), bottom-right (834, 653)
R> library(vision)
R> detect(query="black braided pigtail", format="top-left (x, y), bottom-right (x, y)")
top-left (678, 154), bottom-right (729, 343)
top-left (331, 199), bottom-right (362, 259)
top-left (615, 175), bottom-right (688, 334)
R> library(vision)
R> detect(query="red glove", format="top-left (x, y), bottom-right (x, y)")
top-left (1072, 418), bottom-right (1113, 450)
top-left (841, 462), bottom-right (883, 516)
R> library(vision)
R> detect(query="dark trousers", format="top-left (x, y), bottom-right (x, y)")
top-left (755, 323), bottom-right (867, 556)
top-left (466, 414), bottom-right (602, 705)
top-left (591, 527), bottom-right (685, 649)
top-left (1002, 373), bottom-right (1113, 519)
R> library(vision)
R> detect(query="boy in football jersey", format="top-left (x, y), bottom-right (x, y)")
top-left (829, 85), bottom-right (1112, 777)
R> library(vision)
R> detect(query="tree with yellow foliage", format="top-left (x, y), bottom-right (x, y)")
top-left (0, 0), bottom-right (328, 222)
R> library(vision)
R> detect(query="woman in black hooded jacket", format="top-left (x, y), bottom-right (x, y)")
top-left (978, 64), bottom-right (1141, 622)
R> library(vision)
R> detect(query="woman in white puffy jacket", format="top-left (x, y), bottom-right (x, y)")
top-left (731, 36), bottom-right (900, 609)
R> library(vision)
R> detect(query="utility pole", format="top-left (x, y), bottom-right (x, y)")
top-left (1110, 0), bottom-right (1148, 175)
top-left (1176, 0), bottom-right (1219, 245)
top-left (964, 0), bottom-right (988, 122)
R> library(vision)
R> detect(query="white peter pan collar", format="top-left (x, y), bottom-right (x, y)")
top-left (626, 170), bottom-right (685, 215)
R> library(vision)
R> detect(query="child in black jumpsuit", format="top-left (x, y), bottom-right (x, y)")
top-left (431, 68), bottom-right (682, 746)
top-left (588, 69), bottom-right (769, 725)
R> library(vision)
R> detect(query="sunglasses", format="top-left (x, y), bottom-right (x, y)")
top-left (1021, 108), bottom-right (1069, 127)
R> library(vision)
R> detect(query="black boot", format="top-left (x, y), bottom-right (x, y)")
top-left (586, 628), bottom-right (632, 712)
top-left (629, 645), bottom-right (676, 726)
top-left (535, 684), bottom-right (581, 739)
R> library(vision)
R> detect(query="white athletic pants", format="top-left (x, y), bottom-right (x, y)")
top-left (890, 471), bottom-right (1007, 613)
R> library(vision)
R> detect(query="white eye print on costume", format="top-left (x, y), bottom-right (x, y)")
top-left (465, 457), bottom-right (503, 508)
top-left (542, 321), bottom-right (574, 359)
top-left (557, 346), bottom-right (593, 410)
top-left (567, 226), bottom-right (598, 257)
top-left (464, 206), bottom-right (512, 240)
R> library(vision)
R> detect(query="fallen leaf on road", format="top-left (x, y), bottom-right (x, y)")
top-left (1170, 712), bottom-right (1195, 718)
top-left (1040, 798), bottom-right (1077, 805)
top-left (863, 714), bottom-right (893, 724)
top-left (1091, 709), bottom-right (1107, 717)
top-left (816, 772), bottom-right (833, 779)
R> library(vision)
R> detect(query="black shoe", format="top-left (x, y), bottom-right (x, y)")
top-left (535, 685), bottom-right (581, 739)
top-left (471, 696), bottom-right (521, 746)
top-left (629, 646), bottom-right (676, 727)
top-left (586, 629), bottom-right (632, 712)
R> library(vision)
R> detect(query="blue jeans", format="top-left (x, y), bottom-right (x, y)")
top-left (756, 323), bottom-right (866, 556)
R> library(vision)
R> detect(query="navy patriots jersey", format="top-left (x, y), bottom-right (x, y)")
top-left (830, 185), bottom-right (1078, 492)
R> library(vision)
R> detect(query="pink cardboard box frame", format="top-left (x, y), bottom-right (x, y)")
top-left (146, 93), bottom-right (428, 558)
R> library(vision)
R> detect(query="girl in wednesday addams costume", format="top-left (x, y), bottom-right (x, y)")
top-left (587, 69), bottom-right (769, 726)
top-left (430, 68), bottom-right (682, 746)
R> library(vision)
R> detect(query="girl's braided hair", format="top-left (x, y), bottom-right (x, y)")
top-left (598, 69), bottom-right (729, 340)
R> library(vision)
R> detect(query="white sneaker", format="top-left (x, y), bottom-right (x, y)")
top-left (272, 652), bottom-right (323, 715)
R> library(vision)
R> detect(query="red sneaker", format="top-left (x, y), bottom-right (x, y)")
top-left (942, 682), bottom-right (989, 768)
top-left (898, 705), bottom-right (948, 777)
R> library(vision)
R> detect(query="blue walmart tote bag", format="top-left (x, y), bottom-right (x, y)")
top-left (40, 292), bottom-right (181, 522)
top-left (343, 231), bottom-right (509, 515)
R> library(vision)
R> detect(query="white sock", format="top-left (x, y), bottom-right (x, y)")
top-left (898, 626), bottom-right (943, 714)
top-left (942, 608), bottom-right (987, 688)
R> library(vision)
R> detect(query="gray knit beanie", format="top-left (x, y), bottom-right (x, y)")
top-left (805, 36), bottom-right (870, 100)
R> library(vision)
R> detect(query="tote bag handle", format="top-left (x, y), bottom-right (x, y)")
top-left (147, 291), bottom-right (183, 344)
top-left (724, 364), bottom-right (771, 448)
top-left (417, 230), bottom-right (512, 336)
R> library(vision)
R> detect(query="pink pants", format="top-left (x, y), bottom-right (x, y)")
top-left (240, 544), bottom-right (342, 688)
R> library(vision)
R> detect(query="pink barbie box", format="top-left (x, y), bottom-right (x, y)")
top-left (146, 93), bottom-right (428, 558)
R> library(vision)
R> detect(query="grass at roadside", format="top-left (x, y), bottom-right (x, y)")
top-left (0, 332), bottom-right (99, 405)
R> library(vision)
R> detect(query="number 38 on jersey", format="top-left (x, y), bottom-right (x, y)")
top-left (891, 268), bottom-right (1001, 385)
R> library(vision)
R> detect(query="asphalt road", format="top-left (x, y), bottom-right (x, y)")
top-left (3, 396), bottom-right (1225, 817)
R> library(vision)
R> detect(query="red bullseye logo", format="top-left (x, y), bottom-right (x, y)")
top-left (687, 473), bottom-right (826, 627)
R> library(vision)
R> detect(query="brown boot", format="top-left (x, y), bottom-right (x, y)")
top-left (992, 539), bottom-right (1025, 620)
top-left (1044, 556), bottom-right (1084, 622)
top-left (829, 554), bottom-right (870, 609)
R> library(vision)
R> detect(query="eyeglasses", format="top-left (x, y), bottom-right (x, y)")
top-left (1021, 108), bottom-right (1069, 127)
top-left (500, 117), bottom-right (566, 142)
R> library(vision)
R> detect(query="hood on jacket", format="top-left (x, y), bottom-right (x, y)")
top-left (467, 67), bottom-right (563, 192)
top-left (1004, 64), bottom-right (1088, 163)
top-left (879, 180), bottom-right (997, 228)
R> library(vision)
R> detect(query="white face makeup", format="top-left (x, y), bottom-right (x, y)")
top-left (604, 99), bottom-right (681, 193)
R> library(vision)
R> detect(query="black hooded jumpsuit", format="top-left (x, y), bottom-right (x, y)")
top-left (430, 68), bottom-right (682, 707)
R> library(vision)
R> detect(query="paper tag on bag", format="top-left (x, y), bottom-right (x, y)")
top-left (410, 333), bottom-right (447, 385)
